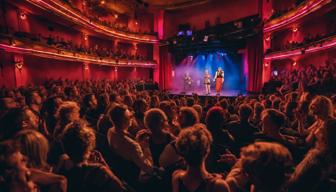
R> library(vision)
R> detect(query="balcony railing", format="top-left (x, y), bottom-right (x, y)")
top-left (264, 34), bottom-right (336, 61)
top-left (24, 0), bottom-right (158, 43)
top-left (264, 0), bottom-right (332, 33)
top-left (0, 34), bottom-right (156, 68)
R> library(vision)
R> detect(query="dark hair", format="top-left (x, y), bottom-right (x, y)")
top-left (206, 106), bottom-right (224, 133)
top-left (62, 121), bottom-right (95, 163)
top-left (241, 142), bottom-right (293, 191)
top-left (324, 119), bottom-right (336, 156)
top-left (186, 97), bottom-right (195, 107)
top-left (108, 104), bottom-right (128, 129)
top-left (144, 108), bottom-right (167, 133)
top-left (179, 107), bottom-right (199, 129)
top-left (0, 140), bottom-right (20, 190)
top-left (263, 109), bottom-right (286, 128)
top-left (0, 108), bottom-right (28, 140)
top-left (239, 104), bottom-right (253, 120)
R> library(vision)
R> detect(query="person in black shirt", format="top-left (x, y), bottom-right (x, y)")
top-left (227, 104), bottom-right (258, 147)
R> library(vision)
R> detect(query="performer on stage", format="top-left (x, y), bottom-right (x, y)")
top-left (204, 70), bottom-right (211, 95)
top-left (213, 67), bottom-right (224, 95)
top-left (183, 72), bottom-right (193, 92)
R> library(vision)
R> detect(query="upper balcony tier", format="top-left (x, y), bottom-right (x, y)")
top-left (21, 0), bottom-right (158, 43)
top-left (264, 0), bottom-right (333, 33)
top-left (264, 33), bottom-right (336, 61)
top-left (0, 33), bottom-right (156, 68)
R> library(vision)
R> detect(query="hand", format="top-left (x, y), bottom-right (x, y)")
top-left (136, 129), bottom-right (151, 147)
top-left (217, 150), bottom-right (237, 165)
top-left (89, 150), bottom-right (108, 166)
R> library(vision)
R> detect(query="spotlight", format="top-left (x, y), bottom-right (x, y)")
top-left (203, 35), bottom-right (209, 42)
top-left (84, 34), bottom-right (88, 41)
top-left (292, 27), bottom-right (298, 33)
top-left (265, 36), bottom-right (271, 42)
top-left (114, 14), bottom-right (118, 19)
top-left (100, 0), bottom-right (105, 5)
top-left (264, 62), bottom-right (269, 67)
top-left (293, 61), bottom-right (297, 66)
top-left (186, 30), bottom-right (192, 36)
top-left (20, 12), bottom-right (27, 20)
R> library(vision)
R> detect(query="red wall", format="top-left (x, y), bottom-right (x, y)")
top-left (0, 51), bottom-right (16, 88)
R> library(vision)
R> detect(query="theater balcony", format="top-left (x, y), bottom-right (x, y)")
top-left (0, 32), bottom-right (156, 68)
top-left (264, 33), bottom-right (336, 61)
top-left (264, 0), bottom-right (333, 33)
top-left (15, 0), bottom-right (158, 43)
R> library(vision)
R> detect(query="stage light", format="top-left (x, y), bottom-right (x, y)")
top-left (100, 0), bottom-right (105, 5)
top-left (84, 64), bottom-right (89, 70)
top-left (293, 61), bottom-right (297, 66)
top-left (115, 67), bottom-right (118, 72)
top-left (177, 31), bottom-right (184, 36)
top-left (265, 36), bottom-right (271, 42)
top-left (264, 62), bottom-right (269, 67)
top-left (84, 34), bottom-right (88, 41)
top-left (292, 27), bottom-right (298, 33)
top-left (272, 70), bottom-right (278, 76)
top-left (20, 12), bottom-right (27, 20)
top-left (203, 35), bottom-right (209, 42)
top-left (114, 14), bottom-right (118, 19)
top-left (186, 30), bottom-right (193, 36)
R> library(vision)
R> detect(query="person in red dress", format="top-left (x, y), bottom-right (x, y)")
top-left (213, 67), bottom-right (224, 95)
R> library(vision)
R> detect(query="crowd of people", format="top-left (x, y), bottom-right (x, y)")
top-left (264, 62), bottom-right (336, 95)
top-left (10, 31), bottom-right (151, 61)
top-left (266, 0), bottom-right (306, 21)
top-left (265, 30), bottom-right (336, 54)
top-left (63, 0), bottom-right (157, 36)
top-left (0, 76), bottom-right (336, 192)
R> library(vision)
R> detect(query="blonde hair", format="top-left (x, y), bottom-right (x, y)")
top-left (56, 101), bottom-right (80, 123)
top-left (55, 101), bottom-right (80, 137)
top-left (15, 130), bottom-right (49, 170)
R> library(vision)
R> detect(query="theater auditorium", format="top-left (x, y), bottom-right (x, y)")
top-left (0, 0), bottom-right (336, 191)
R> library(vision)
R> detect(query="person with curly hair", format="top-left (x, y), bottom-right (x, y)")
top-left (172, 124), bottom-right (229, 192)
top-left (60, 121), bottom-right (125, 192)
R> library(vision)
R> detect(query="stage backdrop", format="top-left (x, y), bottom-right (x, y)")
top-left (172, 51), bottom-right (246, 93)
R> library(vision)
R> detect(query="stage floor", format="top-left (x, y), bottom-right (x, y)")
top-left (169, 90), bottom-right (246, 97)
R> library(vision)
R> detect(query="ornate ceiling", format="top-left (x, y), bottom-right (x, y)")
top-left (85, 0), bottom-right (212, 17)
top-left (140, 0), bottom-right (211, 10)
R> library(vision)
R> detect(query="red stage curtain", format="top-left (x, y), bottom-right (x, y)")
top-left (247, 32), bottom-right (263, 93)
top-left (159, 45), bottom-right (172, 90)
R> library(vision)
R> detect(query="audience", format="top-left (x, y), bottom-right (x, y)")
top-left (172, 124), bottom-right (230, 192)
top-left (0, 77), bottom-right (336, 192)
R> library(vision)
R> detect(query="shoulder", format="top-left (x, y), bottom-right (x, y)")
top-left (213, 178), bottom-right (230, 192)
top-left (172, 169), bottom-right (184, 182)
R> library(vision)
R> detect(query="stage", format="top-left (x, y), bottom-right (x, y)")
top-left (169, 89), bottom-right (247, 97)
